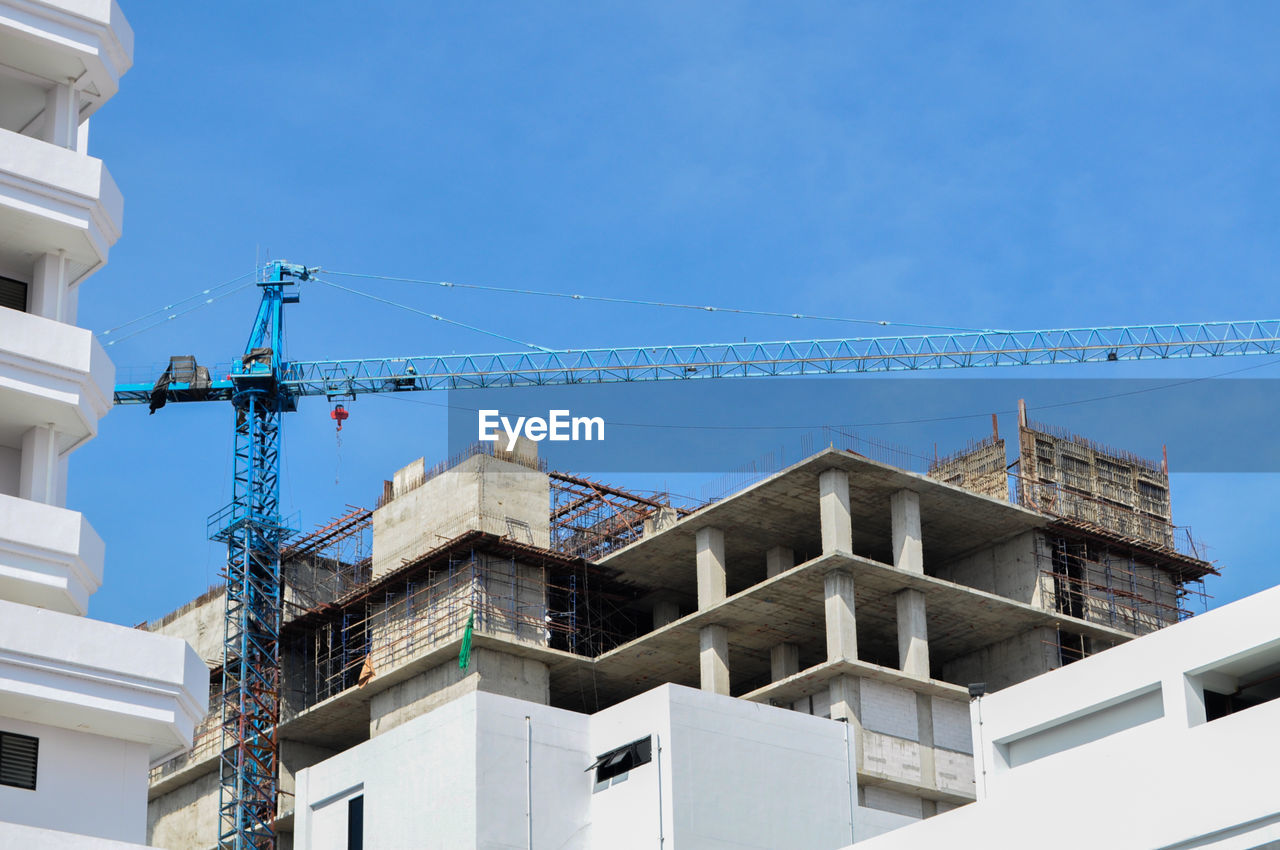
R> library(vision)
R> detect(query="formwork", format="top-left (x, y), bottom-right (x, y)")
top-left (929, 414), bottom-right (1215, 658)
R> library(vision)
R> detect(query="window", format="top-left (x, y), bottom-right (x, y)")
top-left (347, 795), bottom-right (363, 850)
top-left (0, 731), bottom-right (38, 790)
top-left (1202, 656), bottom-right (1280, 723)
top-left (0, 276), bottom-right (27, 313)
top-left (587, 736), bottom-right (652, 784)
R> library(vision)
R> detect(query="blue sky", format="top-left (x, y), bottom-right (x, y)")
top-left (74, 2), bottom-right (1280, 626)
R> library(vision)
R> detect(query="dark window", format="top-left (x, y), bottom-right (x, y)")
top-left (0, 276), bottom-right (27, 313)
top-left (587, 736), bottom-right (652, 783)
top-left (1205, 673), bottom-right (1280, 722)
top-left (347, 795), bottom-right (363, 850)
top-left (0, 731), bottom-right (38, 790)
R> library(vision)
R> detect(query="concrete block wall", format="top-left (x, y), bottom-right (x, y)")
top-left (862, 731), bottom-right (923, 785)
top-left (931, 696), bottom-right (973, 754)
top-left (792, 689), bottom-right (833, 718)
top-left (863, 787), bottom-right (924, 820)
top-left (930, 530), bottom-right (1049, 607)
top-left (942, 627), bottom-right (1060, 692)
top-left (934, 749), bottom-right (975, 797)
top-left (861, 680), bottom-right (919, 740)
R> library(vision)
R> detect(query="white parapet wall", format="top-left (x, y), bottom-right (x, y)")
top-left (294, 683), bottom-right (920, 849)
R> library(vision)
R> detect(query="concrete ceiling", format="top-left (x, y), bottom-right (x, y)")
top-left (599, 447), bottom-right (1048, 603)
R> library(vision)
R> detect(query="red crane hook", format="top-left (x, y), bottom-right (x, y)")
top-left (330, 404), bottom-right (349, 432)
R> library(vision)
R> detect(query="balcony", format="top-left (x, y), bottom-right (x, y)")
top-left (0, 0), bottom-right (134, 116)
top-left (0, 598), bottom-right (208, 762)
top-left (0, 492), bottom-right (103, 614)
top-left (0, 306), bottom-right (114, 445)
top-left (0, 125), bottom-right (123, 282)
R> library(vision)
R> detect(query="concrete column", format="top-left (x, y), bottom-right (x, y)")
top-left (19, 425), bottom-right (58, 505)
top-left (896, 589), bottom-right (930, 678)
top-left (892, 489), bottom-right (929, 678)
top-left (770, 643), bottom-right (799, 682)
top-left (819, 468), bottom-right (852, 554)
top-left (891, 489), bottom-right (923, 573)
top-left (824, 567), bottom-right (858, 662)
top-left (829, 675), bottom-right (863, 775)
top-left (30, 252), bottom-right (68, 322)
top-left (652, 600), bottom-right (679, 629)
top-left (700, 625), bottom-right (730, 694)
top-left (696, 526), bottom-right (726, 609)
top-left (765, 546), bottom-right (794, 578)
top-left (44, 82), bottom-right (76, 149)
top-left (916, 691), bottom-right (936, 802)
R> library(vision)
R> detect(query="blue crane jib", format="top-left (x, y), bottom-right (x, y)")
top-left (115, 259), bottom-right (1280, 850)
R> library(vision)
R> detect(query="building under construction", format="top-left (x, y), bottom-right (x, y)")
top-left (141, 409), bottom-right (1215, 848)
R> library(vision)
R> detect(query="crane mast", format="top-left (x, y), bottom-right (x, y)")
top-left (207, 262), bottom-right (307, 849)
top-left (114, 261), bottom-right (1280, 849)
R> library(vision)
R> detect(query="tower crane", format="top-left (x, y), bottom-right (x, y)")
top-left (112, 260), bottom-right (1280, 849)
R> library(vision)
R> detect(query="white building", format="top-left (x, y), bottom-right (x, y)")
top-left (294, 682), bottom-right (916, 849)
top-left (0, 2), bottom-right (207, 847)
top-left (855, 582), bottom-right (1280, 850)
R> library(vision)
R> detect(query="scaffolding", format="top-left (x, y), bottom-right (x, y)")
top-left (281, 505), bottom-right (373, 618)
top-left (280, 531), bottom-right (641, 720)
top-left (550, 471), bottom-right (695, 560)
top-left (1034, 528), bottom-right (1211, 639)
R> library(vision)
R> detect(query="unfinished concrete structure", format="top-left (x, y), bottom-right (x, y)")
top-left (142, 419), bottom-right (1215, 847)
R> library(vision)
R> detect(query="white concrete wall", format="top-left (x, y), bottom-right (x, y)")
top-left (586, 689), bottom-right (672, 850)
top-left (476, 693), bottom-right (591, 850)
top-left (0, 821), bottom-right (152, 849)
top-left (0, 716), bottom-right (149, 844)
top-left (297, 693), bottom-right (482, 849)
top-left (664, 686), bottom-right (858, 849)
top-left (854, 583), bottom-right (1280, 850)
top-left (295, 683), bottom-right (912, 849)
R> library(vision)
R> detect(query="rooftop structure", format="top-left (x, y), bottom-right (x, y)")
top-left (143, 413), bottom-right (1211, 847)
top-left (0, 4), bottom-right (206, 847)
